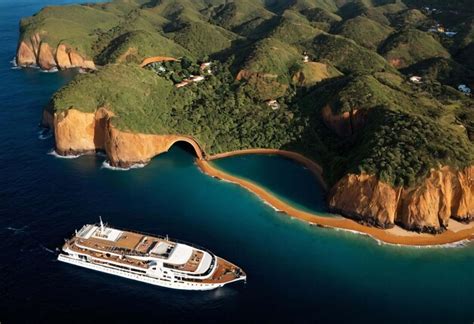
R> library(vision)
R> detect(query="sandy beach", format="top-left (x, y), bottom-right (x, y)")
top-left (197, 150), bottom-right (474, 247)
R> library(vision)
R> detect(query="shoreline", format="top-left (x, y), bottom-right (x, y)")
top-left (207, 149), bottom-right (328, 191)
top-left (196, 155), bottom-right (474, 247)
top-left (46, 122), bottom-right (474, 247)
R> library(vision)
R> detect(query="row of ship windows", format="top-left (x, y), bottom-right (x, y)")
top-left (76, 256), bottom-right (205, 286)
top-left (92, 266), bottom-right (203, 286)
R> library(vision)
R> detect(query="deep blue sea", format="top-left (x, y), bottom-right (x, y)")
top-left (1, 1), bottom-right (474, 323)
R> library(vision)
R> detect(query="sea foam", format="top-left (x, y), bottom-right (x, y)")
top-left (48, 149), bottom-right (82, 159)
top-left (101, 160), bottom-right (146, 171)
top-left (40, 67), bottom-right (59, 73)
top-left (38, 129), bottom-right (52, 140)
top-left (10, 57), bottom-right (20, 69)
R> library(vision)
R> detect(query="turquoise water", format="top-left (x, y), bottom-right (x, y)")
top-left (1, 1), bottom-right (474, 323)
top-left (212, 154), bottom-right (330, 215)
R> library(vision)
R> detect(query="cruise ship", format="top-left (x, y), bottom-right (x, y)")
top-left (58, 219), bottom-right (246, 290)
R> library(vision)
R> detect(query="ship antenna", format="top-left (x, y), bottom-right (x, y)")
top-left (99, 216), bottom-right (105, 233)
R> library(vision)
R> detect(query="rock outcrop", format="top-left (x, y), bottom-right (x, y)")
top-left (321, 105), bottom-right (366, 137)
top-left (139, 56), bottom-right (178, 67)
top-left (16, 33), bottom-right (96, 70)
top-left (44, 107), bottom-right (473, 233)
top-left (43, 108), bottom-right (203, 167)
top-left (235, 69), bottom-right (278, 81)
top-left (329, 167), bottom-right (474, 233)
top-left (291, 62), bottom-right (333, 87)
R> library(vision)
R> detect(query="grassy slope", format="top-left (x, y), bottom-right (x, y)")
top-left (380, 28), bottom-right (451, 68)
top-left (20, 4), bottom-right (121, 57)
top-left (242, 37), bottom-right (301, 77)
top-left (26, 0), bottom-right (472, 188)
top-left (206, 0), bottom-right (275, 30)
top-left (52, 64), bottom-right (174, 133)
top-left (333, 16), bottom-right (393, 50)
top-left (53, 63), bottom-right (304, 154)
top-left (308, 33), bottom-right (396, 74)
top-left (96, 30), bottom-right (191, 64)
top-left (170, 21), bottom-right (240, 58)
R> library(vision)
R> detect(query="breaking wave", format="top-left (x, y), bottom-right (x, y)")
top-left (48, 149), bottom-right (82, 159)
top-left (5, 225), bottom-right (28, 234)
top-left (40, 67), bottom-right (59, 73)
top-left (38, 129), bottom-right (52, 140)
top-left (101, 160), bottom-right (146, 171)
top-left (10, 57), bottom-right (20, 69)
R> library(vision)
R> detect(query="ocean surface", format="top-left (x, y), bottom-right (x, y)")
top-left (1, 1), bottom-right (474, 323)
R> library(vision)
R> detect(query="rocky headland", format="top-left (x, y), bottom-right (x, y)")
top-left (42, 106), bottom-right (474, 240)
top-left (329, 169), bottom-right (474, 233)
top-left (42, 108), bottom-right (202, 168)
top-left (17, 33), bottom-right (95, 70)
top-left (19, 0), bottom-right (474, 244)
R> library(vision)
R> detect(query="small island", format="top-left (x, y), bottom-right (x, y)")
top-left (17, 0), bottom-right (474, 245)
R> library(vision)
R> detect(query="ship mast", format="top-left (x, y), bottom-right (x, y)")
top-left (99, 216), bottom-right (105, 234)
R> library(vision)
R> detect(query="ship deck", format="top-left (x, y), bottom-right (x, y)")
top-left (65, 226), bottom-right (245, 284)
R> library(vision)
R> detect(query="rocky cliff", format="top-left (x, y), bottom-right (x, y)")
top-left (321, 105), bottom-right (366, 137)
top-left (329, 168), bottom-right (474, 233)
top-left (42, 108), bottom-right (203, 167)
top-left (44, 107), bottom-right (473, 233)
top-left (17, 33), bottom-right (95, 70)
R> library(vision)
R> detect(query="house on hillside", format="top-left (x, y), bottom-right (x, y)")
top-left (175, 75), bottom-right (205, 88)
top-left (302, 51), bottom-right (310, 63)
top-left (410, 76), bottom-right (422, 84)
top-left (200, 62), bottom-right (212, 74)
top-left (265, 99), bottom-right (280, 110)
top-left (175, 81), bottom-right (190, 88)
top-left (191, 75), bottom-right (205, 82)
top-left (458, 84), bottom-right (472, 95)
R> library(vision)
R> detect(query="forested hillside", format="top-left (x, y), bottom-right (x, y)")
top-left (19, 0), bottom-right (473, 191)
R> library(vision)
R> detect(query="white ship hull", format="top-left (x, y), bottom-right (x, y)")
top-left (58, 254), bottom-right (244, 291)
top-left (58, 220), bottom-right (246, 291)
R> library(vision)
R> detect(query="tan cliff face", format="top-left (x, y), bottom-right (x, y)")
top-left (44, 108), bottom-right (203, 167)
top-left (16, 33), bottom-right (96, 70)
top-left (329, 167), bottom-right (474, 233)
top-left (44, 107), bottom-right (473, 233)
top-left (235, 69), bottom-right (278, 81)
top-left (321, 105), bottom-right (366, 137)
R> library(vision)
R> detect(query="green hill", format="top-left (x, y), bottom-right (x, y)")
top-left (388, 8), bottom-right (430, 29)
top-left (169, 21), bottom-right (240, 57)
top-left (333, 16), bottom-right (393, 50)
top-left (241, 37), bottom-right (301, 78)
top-left (269, 15), bottom-right (324, 44)
top-left (96, 30), bottom-right (191, 64)
top-left (402, 57), bottom-right (474, 86)
top-left (207, 0), bottom-right (275, 30)
top-left (19, 0), bottom-right (474, 191)
top-left (300, 7), bottom-right (342, 31)
top-left (379, 28), bottom-right (451, 68)
top-left (19, 4), bottom-right (120, 58)
top-left (308, 33), bottom-right (395, 74)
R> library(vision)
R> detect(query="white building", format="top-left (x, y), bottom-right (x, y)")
top-left (458, 84), bottom-right (472, 94)
top-left (410, 76), bottom-right (422, 84)
top-left (200, 62), bottom-right (212, 74)
top-left (266, 100), bottom-right (280, 110)
top-left (191, 75), bottom-right (205, 82)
